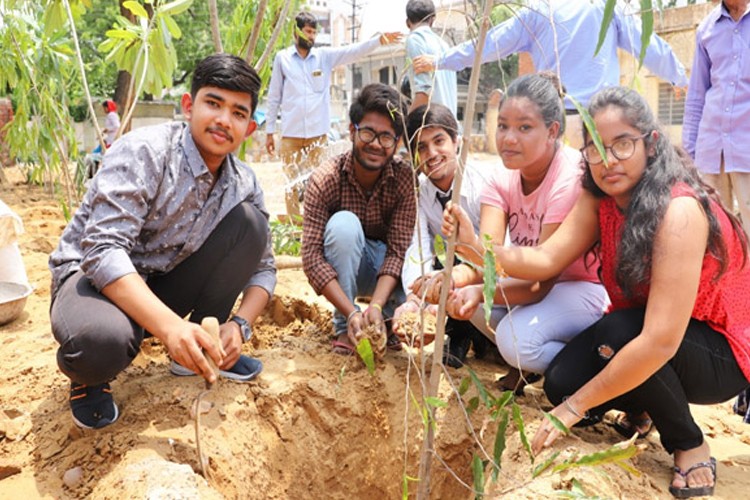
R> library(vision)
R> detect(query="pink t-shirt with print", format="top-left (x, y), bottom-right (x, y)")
top-left (480, 145), bottom-right (599, 283)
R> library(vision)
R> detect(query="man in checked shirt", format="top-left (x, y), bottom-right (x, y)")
top-left (302, 83), bottom-right (415, 355)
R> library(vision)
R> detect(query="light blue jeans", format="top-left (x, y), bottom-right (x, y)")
top-left (324, 211), bottom-right (405, 336)
top-left (470, 280), bottom-right (610, 374)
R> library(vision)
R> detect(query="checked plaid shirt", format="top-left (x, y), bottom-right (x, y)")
top-left (302, 150), bottom-right (416, 294)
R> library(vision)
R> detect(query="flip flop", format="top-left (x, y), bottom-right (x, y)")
top-left (610, 411), bottom-right (653, 439)
top-left (331, 339), bottom-right (355, 356)
top-left (668, 457), bottom-right (716, 498)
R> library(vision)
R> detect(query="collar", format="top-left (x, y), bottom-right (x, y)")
top-left (716, 1), bottom-right (750, 23)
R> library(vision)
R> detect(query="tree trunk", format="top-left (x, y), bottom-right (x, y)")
top-left (209, 0), bottom-right (223, 53)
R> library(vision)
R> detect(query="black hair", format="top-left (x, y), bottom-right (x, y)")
top-left (406, 0), bottom-right (436, 25)
top-left (405, 103), bottom-right (458, 156)
top-left (500, 71), bottom-right (565, 138)
top-left (581, 86), bottom-right (748, 296)
top-left (190, 53), bottom-right (261, 115)
top-left (295, 11), bottom-right (318, 30)
top-left (349, 83), bottom-right (409, 138)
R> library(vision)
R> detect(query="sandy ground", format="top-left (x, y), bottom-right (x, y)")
top-left (1, 160), bottom-right (750, 499)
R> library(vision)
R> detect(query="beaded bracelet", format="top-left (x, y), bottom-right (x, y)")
top-left (563, 396), bottom-right (589, 420)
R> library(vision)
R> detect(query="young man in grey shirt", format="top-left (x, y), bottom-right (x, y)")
top-left (49, 54), bottom-right (276, 429)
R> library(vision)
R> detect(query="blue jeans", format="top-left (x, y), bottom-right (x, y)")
top-left (324, 211), bottom-right (405, 336)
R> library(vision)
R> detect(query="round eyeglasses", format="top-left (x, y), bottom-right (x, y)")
top-left (355, 124), bottom-right (398, 149)
top-left (581, 132), bottom-right (650, 165)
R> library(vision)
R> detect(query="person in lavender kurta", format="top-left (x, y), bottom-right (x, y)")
top-left (683, 0), bottom-right (750, 237)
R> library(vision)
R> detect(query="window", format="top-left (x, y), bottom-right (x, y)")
top-left (378, 66), bottom-right (397, 85)
top-left (658, 82), bottom-right (685, 126)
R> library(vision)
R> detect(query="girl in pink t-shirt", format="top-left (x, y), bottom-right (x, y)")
top-left (429, 72), bottom-right (609, 393)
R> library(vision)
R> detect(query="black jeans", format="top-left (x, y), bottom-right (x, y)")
top-left (51, 198), bottom-right (268, 386)
top-left (544, 308), bottom-right (749, 453)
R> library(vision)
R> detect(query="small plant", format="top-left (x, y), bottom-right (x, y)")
top-left (270, 215), bottom-right (302, 256)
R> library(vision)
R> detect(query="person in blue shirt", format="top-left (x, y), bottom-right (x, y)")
top-left (405, 0), bottom-right (458, 115)
top-left (413, 0), bottom-right (688, 148)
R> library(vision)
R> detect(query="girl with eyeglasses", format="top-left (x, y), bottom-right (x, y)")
top-left (453, 85), bottom-right (749, 498)
top-left (427, 72), bottom-right (609, 392)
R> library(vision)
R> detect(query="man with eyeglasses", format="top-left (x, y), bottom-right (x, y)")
top-left (302, 84), bottom-right (415, 355)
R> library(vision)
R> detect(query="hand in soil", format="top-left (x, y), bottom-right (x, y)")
top-left (393, 311), bottom-right (437, 348)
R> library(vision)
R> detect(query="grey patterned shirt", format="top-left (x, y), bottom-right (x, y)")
top-left (49, 122), bottom-right (276, 298)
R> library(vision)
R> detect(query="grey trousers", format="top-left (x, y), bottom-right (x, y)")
top-left (50, 199), bottom-right (268, 385)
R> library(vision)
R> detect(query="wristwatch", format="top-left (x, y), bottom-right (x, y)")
top-left (230, 315), bottom-right (253, 343)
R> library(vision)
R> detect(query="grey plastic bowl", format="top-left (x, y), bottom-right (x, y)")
top-left (0, 282), bottom-right (32, 325)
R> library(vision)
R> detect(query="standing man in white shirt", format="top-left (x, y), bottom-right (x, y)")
top-left (265, 11), bottom-right (402, 216)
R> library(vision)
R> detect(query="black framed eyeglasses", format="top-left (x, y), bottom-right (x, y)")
top-left (581, 132), bottom-right (650, 165)
top-left (354, 124), bottom-right (398, 149)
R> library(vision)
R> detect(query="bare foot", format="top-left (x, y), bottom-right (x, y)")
top-left (671, 441), bottom-right (715, 492)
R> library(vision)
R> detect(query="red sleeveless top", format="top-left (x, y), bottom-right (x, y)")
top-left (598, 185), bottom-right (750, 380)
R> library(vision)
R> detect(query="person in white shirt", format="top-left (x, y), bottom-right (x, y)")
top-left (394, 103), bottom-right (494, 367)
top-left (265, 11), bottom-right (401, 216)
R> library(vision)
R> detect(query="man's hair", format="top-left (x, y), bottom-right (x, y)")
top-left (190, 53), bottom-right (262, 115)
top-left (295, 11), bottom-right (318, 30)
top-left (406, 0), bottom-right (436, 24)
top-left (405, 103), bottom-right (458, 155)
top-left (349, 84), bottom-right (408, 137)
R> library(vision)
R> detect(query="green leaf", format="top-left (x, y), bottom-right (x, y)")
top-left (492, 388), bottom-right (514, 413)
top-left (466, 366), bottom-right (491, 408)
top-left (433, 234), bottom-right (446, 264)
top-left (481, 234), bottom-right (497, 326)
top-left (552, 440), bottom-right (640, 473)
top-left (158, 0), bottom-right (194, 16)
top-left (471, 454), bottom-right (485, 500)
top-left (467, 396), bottom-right (479, 414)
top-left (531, 450), bottom-right (560, 478)
top-left (638, 0), bottom-right (654, 68)
top-left (512, 403), bottom-right (534, 463)
top-left (161, 14), bottom-right (182, 39)
top-left (458, 376), bottom-right (471, 396)
top-left (595, 0), bottom-right (617, 57)
top-left (425, 396), bottom-right (447, 408)
top-left (491, 409), bottom-right (509, 481)
top-left (356, 338), bottom-right (375, 375)
top-left (123, 1), bottom-right (149, 19)
top-left (568, 94), bottom-right (607, 168)
top-left (543, 411), bottom-right (571, 436)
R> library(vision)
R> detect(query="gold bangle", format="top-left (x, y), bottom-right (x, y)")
top-left (370, 303), bottom-right (382, 312)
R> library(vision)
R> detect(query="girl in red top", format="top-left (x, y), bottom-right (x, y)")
top-left (476, 86), bottom-right (749, 498)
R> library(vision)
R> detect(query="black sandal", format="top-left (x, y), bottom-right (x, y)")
top-left (668, 457), bottom-right (716, 498)
top-left (496, 370), bottom-right (542, 396)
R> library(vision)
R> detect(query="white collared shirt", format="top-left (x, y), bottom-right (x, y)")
top-left (402, 161), bottom-right (494, 292)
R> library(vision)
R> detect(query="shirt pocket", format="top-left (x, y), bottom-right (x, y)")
top-left (310, 69), bottom-right (326, 93)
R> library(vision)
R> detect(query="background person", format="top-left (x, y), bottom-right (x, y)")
top-left (49, 54), bottom-right (276, 429)
top-left (265, 11), bottom-right (402, 217)
top-left (412, 0), bottom-right (688, 148)
top-left (405, 0), bottom-right (457, 115)
top-left (682, 0), bottom-right (750, 237)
